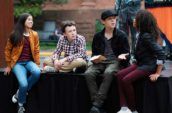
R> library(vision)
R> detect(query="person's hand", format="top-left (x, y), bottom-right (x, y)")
top-left (59, 58), bottom-right (67, 65)
top-left (4, 67), bottom-right (11, 75)
top-left (52, 54), bottom-right (57, 60)
top-left (118, 53), bottom-right (129, 60)
top-left (54, 60), bottom-right (63, 70)
top-left (149, 73), bottom-right (160, 82)
top-left (54, 58), bottom-right (67, 70)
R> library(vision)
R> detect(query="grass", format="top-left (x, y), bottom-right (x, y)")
top-left (40, 41), bottom-right (56, 51)
top-left (86, 41), bottom-right (92, 50)
top-left (40, 40), bottom-right (92, 51)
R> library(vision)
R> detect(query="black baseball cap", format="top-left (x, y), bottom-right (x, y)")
top-left (101, 10), bottom-right (118, 20)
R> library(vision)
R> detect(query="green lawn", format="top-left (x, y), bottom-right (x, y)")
top-left (40, 41), bottom-right (56, 51)
top-left (40, 41), bottom-right (92, 51)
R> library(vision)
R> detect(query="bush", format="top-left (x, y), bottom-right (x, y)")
top-left (52, 0), bottom-right (68, 4)
top-left (14, 0), bottom-right (43, 18)
top-left (14, 4), bottom-right (42, 18)
top-left (95, 19), bottom-right (104, 33)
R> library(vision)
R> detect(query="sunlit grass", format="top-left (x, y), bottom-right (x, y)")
top-left (40, 41), bottom-right (92, 51)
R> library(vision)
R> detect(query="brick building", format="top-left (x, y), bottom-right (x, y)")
top-left (38, 0), bottom-right (114, 41)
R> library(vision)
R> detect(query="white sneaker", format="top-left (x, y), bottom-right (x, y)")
top-left (43, 66), bottom-right (56, 72)
top-left (12, 90), bottom-right (19, 103)
top-left (18, 105), bottom-right (25, 113)
top-left (132, 111), bottom-right (138, 113)
top-left (117, 107), bottom-right (132, 113)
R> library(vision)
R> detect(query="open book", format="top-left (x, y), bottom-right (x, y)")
top-left (90, 55), bottom-right (107, 61)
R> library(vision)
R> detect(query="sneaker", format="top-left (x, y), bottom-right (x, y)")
top-left (125, 109), bottom-right (132, 113)
top-left (18, 106), bottom-right (25, 113)
top-left (117, 107), bottom-right (132, 113)
top-left (12, 90), bottom-right (19, 103)
top-left (43, 66), bottom-right (56, 72)
top-left (90, 106), bottom-right (100, 113)
top-left (132, 111), bottom-right (138, 113)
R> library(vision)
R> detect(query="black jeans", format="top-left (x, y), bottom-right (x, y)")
top-left (84, 60), bottom-right (119, 106)
top-left (117, 5), bottom-right (139, 54)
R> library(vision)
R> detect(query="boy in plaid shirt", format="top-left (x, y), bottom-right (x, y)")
top-left (43, 20), bottom-right (87, 72)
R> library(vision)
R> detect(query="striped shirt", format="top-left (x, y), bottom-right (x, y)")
top-left (53, 34), bottom-right (88, 62)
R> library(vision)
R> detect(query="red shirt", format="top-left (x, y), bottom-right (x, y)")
top-left (18, 36), bottom-right (33, 62)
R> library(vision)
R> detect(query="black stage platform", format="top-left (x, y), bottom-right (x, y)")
top-left (0, 61), bottom-right (171, 113)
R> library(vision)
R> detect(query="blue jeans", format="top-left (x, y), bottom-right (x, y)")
top-left (12, 61), bottom-right (41, 104)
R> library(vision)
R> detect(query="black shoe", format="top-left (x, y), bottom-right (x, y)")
top-left (90, 106), bottom-right (100, 113)
top-left (100, 109), bottom-right (106, 113)
top-left (74, 66), bottom-right (87, 73)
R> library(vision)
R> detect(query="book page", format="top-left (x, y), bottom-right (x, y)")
top-left (90, 55), bottom-right (106, 61)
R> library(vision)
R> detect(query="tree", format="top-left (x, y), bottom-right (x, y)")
top-left (52, 0), bottom-right (68, 4)
top-left (14, 0), bottom-right (44, 18)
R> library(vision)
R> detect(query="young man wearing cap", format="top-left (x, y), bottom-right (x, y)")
top-left (84, 10), bottom-right (130, 113)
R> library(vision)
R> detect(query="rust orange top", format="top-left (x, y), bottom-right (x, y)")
top-left (4, 30), bottom-right (40, 68)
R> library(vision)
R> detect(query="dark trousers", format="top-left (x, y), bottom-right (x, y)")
top-left (118, 19), bottom-right (136, 54)
top-left (117, 6), bottom-right (139, 54)
top-left (85, 61), bottom-right (119, 106)
top-left (117, 64), bottom-right (151, 111)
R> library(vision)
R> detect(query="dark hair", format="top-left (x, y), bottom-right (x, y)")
top-left (10, 13), bottom-right (32, 47)
top-left (135, 10), bottom-right (160, 40)
top-left (61, 20), bottom-right (76, 33)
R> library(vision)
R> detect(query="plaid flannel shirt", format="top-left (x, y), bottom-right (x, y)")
top-left (53, 34), bottom-right (88, 62)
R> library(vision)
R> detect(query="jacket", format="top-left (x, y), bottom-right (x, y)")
top-left (135, 33), bottom-right (166, 71)
top-left (4, 30), bottom-right (40, 68)
top-left (92, 28), bottom-right (130, 66)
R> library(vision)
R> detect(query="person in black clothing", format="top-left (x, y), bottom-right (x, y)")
top-left (116, 10), bottom-right (166, 113)
top-left (114, 0), bottom-right (145, 54)
top-left (84, 10), bottom-right (130, 113)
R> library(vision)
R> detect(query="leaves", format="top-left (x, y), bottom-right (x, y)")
top-left (95, 20), bottom-right (104, 32)
top-left (14, 0), bottom-right (69, 17)
top-left (14, 4), bottom-right (42, 17)
top-left (14, 0), bottom-right (43, 18)
top-left (52, 0), bottom-right (68, 4)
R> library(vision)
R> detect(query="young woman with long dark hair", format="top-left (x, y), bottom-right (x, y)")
top-left (4, 13), bottom-right (40, 113)
top-left (116, 10), bottom-right (166, 113)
